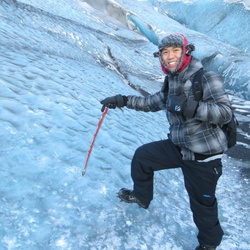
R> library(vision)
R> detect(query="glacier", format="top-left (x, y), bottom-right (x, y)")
top-left (148, 0), bottom-right (250, 53)
top-left (0, 0), bottom-right (250, 249)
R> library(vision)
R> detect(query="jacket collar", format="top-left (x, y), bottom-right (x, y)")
top-left (168, 57), bottom-right (203, 83)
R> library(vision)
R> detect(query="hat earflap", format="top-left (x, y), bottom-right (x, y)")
top-left (186, 44), bottom-right (195, 56)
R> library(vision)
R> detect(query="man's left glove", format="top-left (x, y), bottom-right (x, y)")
top-left (167, 95), bottom-right (198, 118)
top-left (100, 94), bottom-right (128, 112)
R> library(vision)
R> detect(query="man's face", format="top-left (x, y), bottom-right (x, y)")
top-left (161, 46), bottom-right (183, 72)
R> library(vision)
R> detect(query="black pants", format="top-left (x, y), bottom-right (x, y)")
top-left (131, 139), bottom-right (224, 246)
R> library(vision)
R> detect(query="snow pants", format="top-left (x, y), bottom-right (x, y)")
top-left (131, 139), bottom-right (224, 247)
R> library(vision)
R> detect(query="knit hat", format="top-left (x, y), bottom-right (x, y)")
top-left (158, 34), bottom-right (184, 51)
top-left (156, 33), bottom-right (195, 75)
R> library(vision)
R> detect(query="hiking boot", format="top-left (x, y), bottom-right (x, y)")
top-left (117, 188), bottom-right (148, 209)
top-left (195, 245), bottom-right (217, 250)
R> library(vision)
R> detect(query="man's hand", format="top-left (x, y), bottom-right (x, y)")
top-left (100, 94), bottom-right (128, 112)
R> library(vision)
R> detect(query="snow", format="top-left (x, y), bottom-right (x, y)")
top-left (0, 0), bottom-right (249, 249)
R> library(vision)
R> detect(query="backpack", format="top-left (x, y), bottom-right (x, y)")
top-left (163, 69), bottom-right (238, 148)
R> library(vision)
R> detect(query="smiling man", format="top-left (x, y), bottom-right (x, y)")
top-left (161, 46), bottom-right (182, 71)
top-left (100, 33), bottom-right (233, 250)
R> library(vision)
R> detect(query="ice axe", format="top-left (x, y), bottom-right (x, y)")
top-left (82, 107), bottom-right (108, 176)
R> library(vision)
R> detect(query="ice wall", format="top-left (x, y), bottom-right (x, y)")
top-left (149, 0), bottom-right (250, 54)
top-left (84, 0), bottom-right (159, 45)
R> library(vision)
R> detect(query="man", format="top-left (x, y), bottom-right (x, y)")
top-left (100, 34), bottom-right (232, 250)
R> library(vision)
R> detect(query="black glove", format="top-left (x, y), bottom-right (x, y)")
top-left (100, 94), bottom-right (128, 112)
top-left (167, 95), bottom-right (198, 118)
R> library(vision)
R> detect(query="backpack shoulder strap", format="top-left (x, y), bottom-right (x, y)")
top-left (162, 70), bottom-right (205, 100)
top-left (161, 75), bottom-right (169, 97)
top-left (192, 69), bottom-right (205, 101)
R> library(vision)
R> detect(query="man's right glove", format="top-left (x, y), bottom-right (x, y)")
top-left (100, 94), bottom-right (128, 112)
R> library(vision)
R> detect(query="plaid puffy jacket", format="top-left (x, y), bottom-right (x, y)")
top-left (126, 58), bottom-right (232, 160)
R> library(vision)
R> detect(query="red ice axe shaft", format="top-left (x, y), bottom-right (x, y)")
top-left (82, 107), bottom-right (108, 176)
